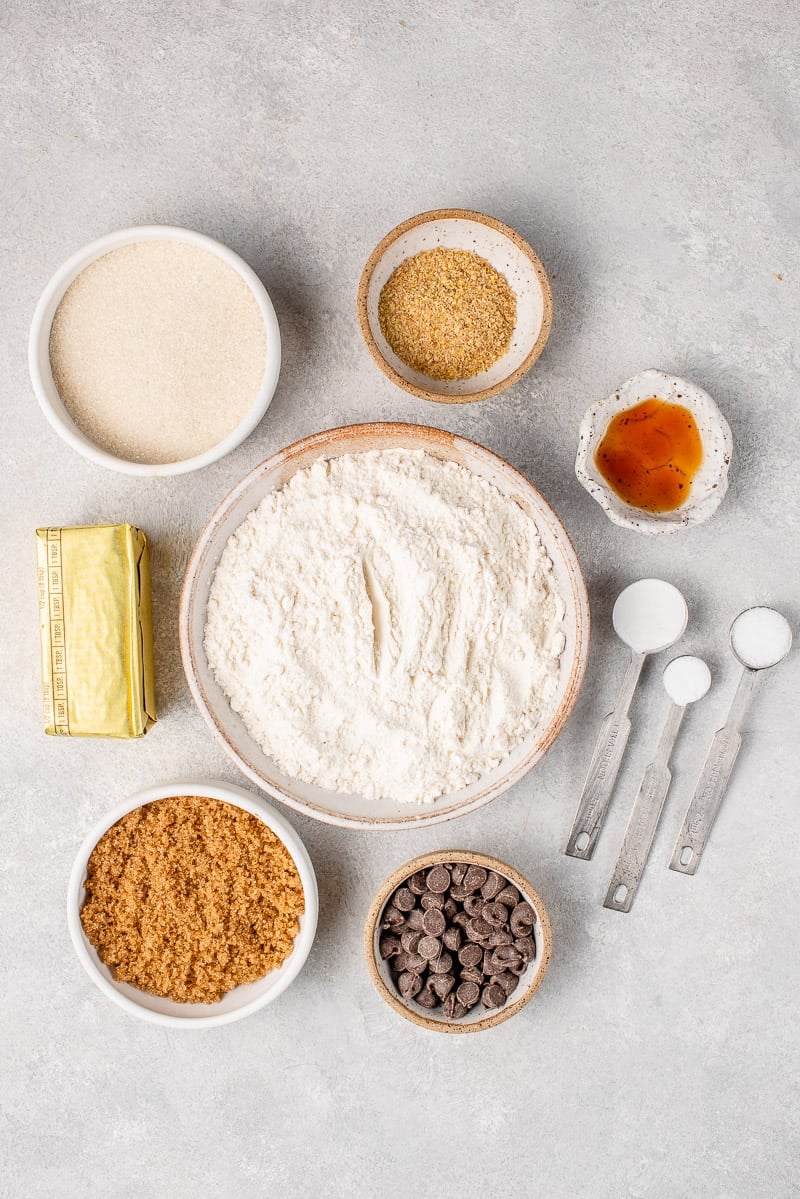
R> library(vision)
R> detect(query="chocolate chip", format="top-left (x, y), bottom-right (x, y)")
top-left (421, 892), bottom-right (445, 911)
top-left (486, 929), bottom-right (513, 947)
top-left (406, 908), bottom-right (426, 931)
top-left (481, 871), bottom-right (505, 900)
top-left (463, 895), bottom-right (484, 918)
top-left (398, 971), bottom-right (422, 999)
top-left (481, 949), bottom-right (495, 976)
top-left (456, 980), bottom-right (480, 1008)
top-left (481, 901), bottom-right (508, 927)
top-left (394, 886), bottom-right (416, 912)
top-left (400, 929), bottom-right (423, 954)
top-left (443, 993), bottom-right (467, 1019)
top-left (491, 971), bottom-right (520, 997)
top-left (458, 943), bottom-right (482, 968)
top-left (450, 863), bottom-right (468, 885)
top-left (431, 973), bottom-right (455, 1000)
top-left (452, 910), bottom-right (470, 929)
top-left (429, 951), bottom-right (453, 975)
top-left (496, 884), bottom-right (520, 908)
top-left (418, 935), bottom-right (441, 960)
top-left (407, 871), bottom-right (428, 895)
top-left (422, 908), bottom-right (446, 937)
top-left (481, 983), bottom-right (506, 1009)
top-left (404, 952), bottom-right (427, 974)
top-left (513, 935), bottom-right (535, 961)
top-left (489, 944), bottom-right (523, 973)
top-left (510, 902), bottom-right (535, 936)
top-left (415, 982), bottom-right (438, 1009)
top-left (463, 865), bottom-right (488, 892)
top-left (459, 965), bottom-right (483, 984)
top-left (442, 926), bottom-right (462, 952)
top-left (466, 917), bottom-right (492, 941)
top-left (443, 899), bottom-right (458, 921)
top-left (449, 883), bottom-right (471, 902)
top-left (379, 934), bottom-right (402, 959)
top-left (381, 905), bottom-right (405, 931)
top-left (426, 865), bottom-right (451, 894)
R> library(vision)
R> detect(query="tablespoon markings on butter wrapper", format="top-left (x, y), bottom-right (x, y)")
top-left (669, 607), bottom-right (792, 876)
top-left (604, 655), bottom-right (711, 912)
top-left (566, 579), bottom-right (688, 861)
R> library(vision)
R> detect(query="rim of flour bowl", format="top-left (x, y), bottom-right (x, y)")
top-left (179, 422), bottom-right (590, 829)
top-left (28, 225), bottom-right (281, 477)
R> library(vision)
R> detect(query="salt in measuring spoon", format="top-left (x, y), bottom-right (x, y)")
top-left (669, 606), bottom-right (792, 875)
top-left (566, 579), bottom-right (688, 860)
top-left (604, 655), bottom-right (711, 912)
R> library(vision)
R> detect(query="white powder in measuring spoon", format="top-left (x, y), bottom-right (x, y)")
top-left (730, 607), bottom-right (792, 670)
top-left (205, 449), bottom-right (567, 804)
top-left (49, 241), bottom-right (267, 464)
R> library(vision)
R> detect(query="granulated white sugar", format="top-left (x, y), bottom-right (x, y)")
top-left (49, 241), bottom-right (267, 464)
top-left (205, 449), bottom-right (566, 805)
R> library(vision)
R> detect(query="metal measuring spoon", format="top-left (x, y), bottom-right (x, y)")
top-left (669, 607), bottom-right (792, 875)
top-left (566, 579), bottom-right (688, 860)
top-left (604, 655), bottom-right (711, 912)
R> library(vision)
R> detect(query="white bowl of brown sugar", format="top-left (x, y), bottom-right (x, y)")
top-left (357, 209), bottom-right (552, 403)
top-left (67, 782), bottom-right (317, 1027)
top-left (29, 226), bottom-right (281, 476)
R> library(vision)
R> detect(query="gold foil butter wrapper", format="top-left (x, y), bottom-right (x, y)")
top-left (36, 524), bottom-right (157, 738)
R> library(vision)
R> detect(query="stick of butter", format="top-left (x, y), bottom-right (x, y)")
top-left (36, 524), bottom-right (157, 737)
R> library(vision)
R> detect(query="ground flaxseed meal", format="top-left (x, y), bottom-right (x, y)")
top-left (377, 247), bottom-right (516, 381)
top-left (80, 796), bottom-right (304, 1004)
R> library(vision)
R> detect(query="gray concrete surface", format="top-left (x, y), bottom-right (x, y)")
top-left (2, 2), bottom-right (799, 1196)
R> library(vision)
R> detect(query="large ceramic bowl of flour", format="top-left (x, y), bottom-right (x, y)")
top-left (180, 423), bottom-right (589, 829)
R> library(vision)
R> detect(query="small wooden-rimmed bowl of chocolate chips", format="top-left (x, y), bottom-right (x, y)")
top-left (364, 851), bottom-right (552, 1033)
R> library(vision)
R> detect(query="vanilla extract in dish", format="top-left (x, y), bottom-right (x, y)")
top-left (595, 398), bottom-right (703, 513)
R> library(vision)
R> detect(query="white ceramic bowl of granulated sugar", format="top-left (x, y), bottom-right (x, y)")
top-left (29, 226), bottom-right (281, 476)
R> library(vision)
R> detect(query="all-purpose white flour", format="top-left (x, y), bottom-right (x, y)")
top-left (205, 449), bottom-right (566, 804)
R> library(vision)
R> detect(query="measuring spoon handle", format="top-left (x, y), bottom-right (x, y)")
top-left (566, 651), bottom-right (646, 860)
top-left (669, 670), bottom-right (758, 875)
top-left (604, 761), bottom-right (672, 911)
top-left (605, 702), bottom-right (684, 910)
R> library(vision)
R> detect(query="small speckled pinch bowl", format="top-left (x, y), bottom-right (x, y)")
top-left (67, 781), bottom-right (318, 1028)
top-left (357, 209), bottom-right (552, 402)
top-left (28, 225), bottom-right (281, 477)
top-left (575, 369), bottom-right (733, 535)
top-left (364, 851), bottom-right (552, 1034)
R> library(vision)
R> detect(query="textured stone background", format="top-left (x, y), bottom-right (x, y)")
top-left (2, 2), bottom-right (799, 1196)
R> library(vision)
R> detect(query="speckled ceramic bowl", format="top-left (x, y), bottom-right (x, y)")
top-left (180, 422), bottom-right (589, 830)
top-left (575, 369), bottom-right (733, 534)
top-left (357, 209), bottom-right (552, 402)
top-left (364, 851), bottom-right (552, 1034)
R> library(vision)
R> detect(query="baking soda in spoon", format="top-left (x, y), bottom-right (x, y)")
top-left (670, 606), bottom-right (792, 875)
top-left (566, 579), bottom-right (688, 860)
top-left (604, 655), bottom-right (711, 912)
